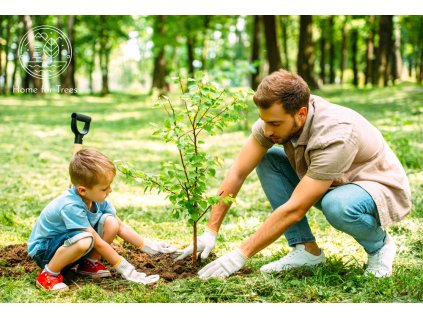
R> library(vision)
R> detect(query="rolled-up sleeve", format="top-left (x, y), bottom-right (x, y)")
top-left (306, 139), bottom-right (358, 180)
top-left (252, 119), bottom-right (274, 149)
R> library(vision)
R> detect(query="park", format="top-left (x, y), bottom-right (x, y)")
top-left (0, 15), bottom-right (422, 303)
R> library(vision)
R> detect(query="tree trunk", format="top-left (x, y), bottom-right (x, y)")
top-left (99, 16), bottom-right (110, 95)
top-left (339, 17), bottom-right (349, 85)
top-left (88, 41), bottom-right (96, 94)
top-left (3, 17), bottom-right (11, 94)
top-left (22, 15), bottom-right (42, 94)
top-left (365, 16), bottom-right (376, 86)
top-left (280, 16), bottom-right (290, 70)
top-left (297, 15), bottom-right (318, 89)
top-left (391, 17), bottom-right (402, 83)
top-left (327, 16), bottom-right (335, 84)
top-left (250, 15), bottom-right (261, 90)
top-left (262, 15), bottom-right (282, 73)
top-left (0, 16), bottom-right (3, 93)
top-left (351, 29), bottom-right (359, 87)
top-left (377, 15), bottom-right (393, 87)
top-left (151, 16), bottom-right (169, 94)
top-left (417, 17), bottom-right (423, 84)
top-left (186, 34), bottom-right (195, 77)
top-left (319, 18), bottom-right (327, 84)
top-left (200, 16), bottom-right (210, 71)
top-left (63, 15), bottom-right (76, 93)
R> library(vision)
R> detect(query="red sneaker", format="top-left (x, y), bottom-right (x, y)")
top-left (36, 271), bottom-right (68, 291)
top-left (76, 259), bottom-right (111, 277)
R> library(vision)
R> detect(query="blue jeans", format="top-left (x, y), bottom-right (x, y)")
top-left (256, 147), bottom-right (387, 255)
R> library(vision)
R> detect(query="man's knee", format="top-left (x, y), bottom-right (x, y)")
top-left (256, 147), bottom-right (286, 177)
top-left (321, 196), bottom-right (361, 228)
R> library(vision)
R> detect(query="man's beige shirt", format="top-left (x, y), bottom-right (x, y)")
top-left (252, 95), bottom-right (411, 228)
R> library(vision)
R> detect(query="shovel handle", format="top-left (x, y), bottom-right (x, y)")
top-left (71, 113), bottom-right (91, 144)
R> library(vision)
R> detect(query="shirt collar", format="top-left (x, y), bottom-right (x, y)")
top-left (296, 96), bottom-right (315, 146)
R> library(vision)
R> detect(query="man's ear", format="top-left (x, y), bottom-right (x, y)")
top-left (77, 185), bottom-right (87, 196)
top-left (297, 106), bottom-right (308, 123)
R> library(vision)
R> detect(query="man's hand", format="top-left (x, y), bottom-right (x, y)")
top-left (198, 248), bottom-right (247, 279)
top-left (141, 238), bottom-right (178, 257)
top-left (175, 228), bottom-right (217, 261)
top-left (115, 258), bottom-right (159, 284)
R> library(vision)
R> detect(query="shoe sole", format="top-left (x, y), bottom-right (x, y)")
top-left (36, 281), bottom-right (69, 292)
top-left (76, 271), bottom-right (112, 278)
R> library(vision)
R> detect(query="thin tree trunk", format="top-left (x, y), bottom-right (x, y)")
top-left (328, 16), bottom-right (336, 84)
top-left (0, 16), bottom-right (3, 93)
top-left (319, 18), bottom-right (327, 84)
top-left (377, 15), bottom-right (393, 87)
top-left (250, 15), bottom-right (261, 90)
top-left (3, 17), bottom-right (11, 94)
top-left (297, 15), bottom-right (318, 89)
top-left (64, 15), bottom-right (76, 93)
top-left (365, 16), bottom-right (376, 86)
top-left (339, 17), bottom-right (349, 85)
top-left (89, 41), bottom-right (95, 94)
top-left (201, 16), bottom-right (210, 71)
top-left (280, 16), bottom-right (290, 70)
top-left (22, 15), bottom-right (42, 94)
top-left (262, 15), bottom-right (282, 73)
top-left (186, 35), bottom-right (195, 77)
top-left (417, 17), bottom-right (423, 84)
top-left (351, 29), bottom-right (359, 87)
top-left (391, 17), bottom-right (402, 83)
top-left (151, 16), bottom-right (169, 94)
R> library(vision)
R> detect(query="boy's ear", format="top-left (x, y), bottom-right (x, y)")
top-left (76, 185), bottom-right (87, 196)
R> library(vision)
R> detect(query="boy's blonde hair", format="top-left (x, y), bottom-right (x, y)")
top-left (69, 149), bottom-right (116, 188)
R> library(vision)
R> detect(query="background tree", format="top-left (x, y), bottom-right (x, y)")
top-left (262, 15), bottom-right (282, 73)
top-left (297, 15), bottom-right (318, 89)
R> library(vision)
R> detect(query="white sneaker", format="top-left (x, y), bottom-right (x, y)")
top-left (365, 235), bottom-right (396, 278)
top-left (260, 244), bottom-right (325, 273)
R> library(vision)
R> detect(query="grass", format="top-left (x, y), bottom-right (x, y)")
top-left (0, 83), bottom-right (422, 302)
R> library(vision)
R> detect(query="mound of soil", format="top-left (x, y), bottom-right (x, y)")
top-left (0, 243), bottom-right (253, 282)
top-left (0, 244), bottom-right (38, 276)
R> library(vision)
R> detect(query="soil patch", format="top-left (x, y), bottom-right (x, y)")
top-left (0, 243), bottom-right (253, 282)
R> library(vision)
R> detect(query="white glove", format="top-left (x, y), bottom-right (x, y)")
top-left (175, 228), bottom-right (217, 261)
top-left (141, 238), bottom-right (178, 257)
top-left (115, 258), bottom-right (160, 285)
top-left (198, 248), bottom-right (247, 279)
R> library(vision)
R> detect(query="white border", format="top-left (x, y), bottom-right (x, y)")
top-left (2, 0), bottom-right (423, 14)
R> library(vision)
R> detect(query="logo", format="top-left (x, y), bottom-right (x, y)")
top-left (18, 25), bottom-right (72, 79)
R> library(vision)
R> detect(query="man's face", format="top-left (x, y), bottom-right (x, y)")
top-left (78, 173), bottom-right (114, 203)
top-left (258, 102), bottom-right (308, 144)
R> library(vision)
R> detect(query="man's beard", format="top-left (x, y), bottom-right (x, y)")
top-left (278, 121), bottom-right (301, 144)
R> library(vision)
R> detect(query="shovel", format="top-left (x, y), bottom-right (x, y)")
top-left (71, 112), bottom-right (91, 155)
top-left (70, 113), bottom-right (91, 187)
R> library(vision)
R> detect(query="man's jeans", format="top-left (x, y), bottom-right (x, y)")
top-left (256, 147), bottom-right (387, 255)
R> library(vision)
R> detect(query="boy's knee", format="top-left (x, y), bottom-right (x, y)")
top-left (74, 236), bottom-right (93, 253)
top-left (104, 216), bottom-right (119, 234)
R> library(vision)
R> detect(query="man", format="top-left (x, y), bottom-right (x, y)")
top-left (176, 69), bottom-right (411, 279)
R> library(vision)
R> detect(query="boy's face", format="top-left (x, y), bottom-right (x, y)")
top-left (78, 173), bottom-right (114, 203)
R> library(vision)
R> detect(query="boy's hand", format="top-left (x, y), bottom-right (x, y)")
top-left (141, 238), bottom-right (178, 257)
top-left (115, 258), bottom-right (159, 284)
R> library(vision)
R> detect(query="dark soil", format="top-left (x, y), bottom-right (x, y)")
top-left (0, 243), bottom-right (253, 282)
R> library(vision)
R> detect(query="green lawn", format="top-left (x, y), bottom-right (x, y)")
top-left (0, 83), bottom-right (422, 302)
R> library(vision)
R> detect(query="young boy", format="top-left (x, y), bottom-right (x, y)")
top-left (28, 148), bottom-right (177, 291)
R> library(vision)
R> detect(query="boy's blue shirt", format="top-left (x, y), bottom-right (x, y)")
top-left (27, 186), bottom-right (116, 257)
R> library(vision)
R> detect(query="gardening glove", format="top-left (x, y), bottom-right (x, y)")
top-left (175, 227), bottom-right (217, 261)
top-left (140, 238), bottom-right (178, 257)
top-left (115, 257), bottom-right (160, 285)
top-left (198, 248), bottom-right (247, 279)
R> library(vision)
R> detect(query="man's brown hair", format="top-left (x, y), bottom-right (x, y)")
top-left (253, 69), bottom-right (310, 115)
top-left (69, 149), bottom-right (116, 188)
